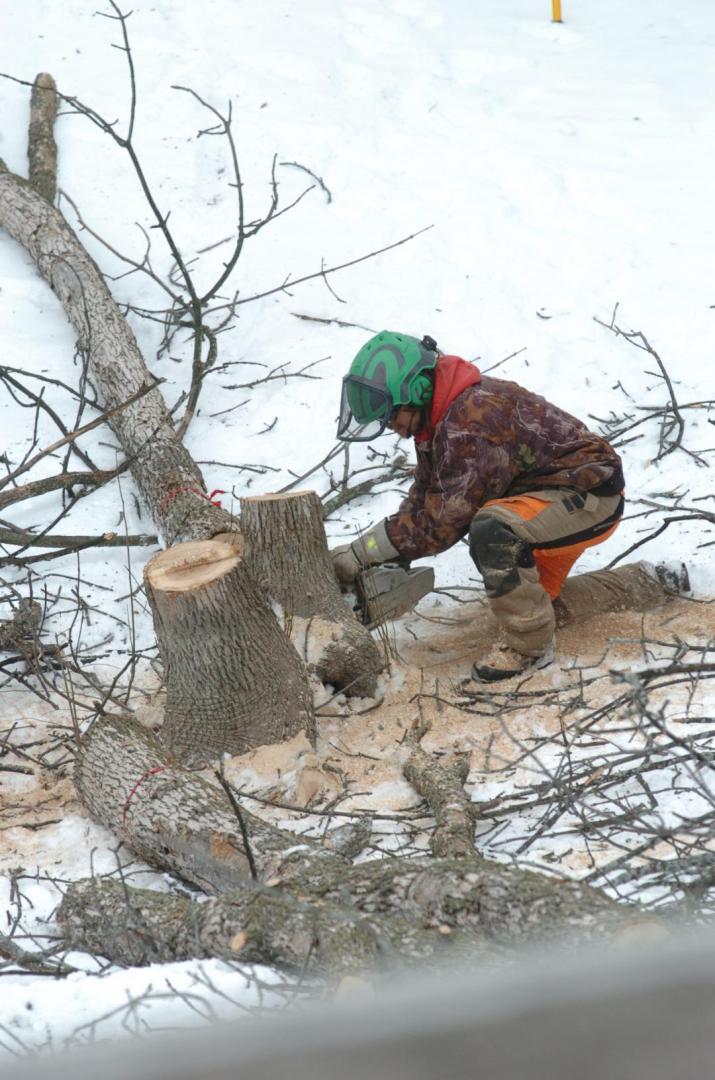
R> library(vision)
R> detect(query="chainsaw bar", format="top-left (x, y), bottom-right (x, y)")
top-left (354, 563), bottom-right (435, 627)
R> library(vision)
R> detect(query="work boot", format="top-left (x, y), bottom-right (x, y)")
top-left (471, 638), bottom-right (555, 683)
top-left (641, 560), bottom-right (691, 596)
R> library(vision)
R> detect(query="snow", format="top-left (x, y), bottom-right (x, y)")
top-left (1, 0), bottom-right (714, 1060)
top-left (1, 954), bottom-right (292, 1056)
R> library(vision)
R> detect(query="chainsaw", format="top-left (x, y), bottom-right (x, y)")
top-left (351, 563), bottom-right (435, 627)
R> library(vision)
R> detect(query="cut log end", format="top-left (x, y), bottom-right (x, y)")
top-left (34, 73), bottom-right (57, 92)
top-left (210, 530), bottom-right (245, 555)
top-left (242, 489), bottom-right (316, 503)
top-left (145, 538), bottom-right (241, 593)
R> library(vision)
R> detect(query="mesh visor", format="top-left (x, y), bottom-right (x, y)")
top-left (337, 375), bottom-right (393, 441)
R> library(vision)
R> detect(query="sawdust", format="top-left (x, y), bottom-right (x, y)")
top-left (0, 696), bottom-right (82, 869)
top-left (288, 615), bottom-right (344, 669)
top-left (226, 593), bottom-right (712, 819)
top-left (0, 593), bottom-right (710, 871)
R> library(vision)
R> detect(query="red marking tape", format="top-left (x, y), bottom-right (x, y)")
top-left (159, 485), bottom-right (227, 516)
top-left (122, 765), bottom-right (169, 824)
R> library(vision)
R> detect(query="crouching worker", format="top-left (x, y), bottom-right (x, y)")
top-left (331, 331), bottom-right (624, 682)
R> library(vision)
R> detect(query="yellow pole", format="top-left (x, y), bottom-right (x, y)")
top-left (552, 0), bottom-right (562, 21)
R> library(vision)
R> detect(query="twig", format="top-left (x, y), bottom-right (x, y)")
top-left (215, 764), bottom-right (258, 881)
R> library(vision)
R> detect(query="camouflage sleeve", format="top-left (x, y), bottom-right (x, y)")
top-left (395, 447), bottom-right (431, 516)
top-left (384, 431), bottom-right (514, 559)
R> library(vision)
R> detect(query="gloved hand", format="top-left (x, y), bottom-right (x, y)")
top-left (330, 543), bottom-right (362, 585)
top-left (329, 521), bottom-right (400, 586)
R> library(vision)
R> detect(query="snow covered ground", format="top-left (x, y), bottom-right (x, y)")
top-left (0, 0), bottom-right (714, 1059)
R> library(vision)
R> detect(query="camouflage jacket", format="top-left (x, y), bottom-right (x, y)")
top-left (384, 370), bottom-right (623, 560)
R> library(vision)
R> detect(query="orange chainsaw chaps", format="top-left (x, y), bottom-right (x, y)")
top-left (532, 520), bottom-right (621, 600)
top-left (482, 492), bottom-right (622, 602)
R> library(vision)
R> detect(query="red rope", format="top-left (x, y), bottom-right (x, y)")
top-left (159, 485), bottom-right (227, 517)
top-left (122, 765), bottom-right (169, 824)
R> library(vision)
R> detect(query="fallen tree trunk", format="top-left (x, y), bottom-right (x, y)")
top-left (59, 848), bottom-right (628, 975)
top-left (74, 713), bottom-right (342, 893)
top-left (241, 491), bottom-right (384, 696)
top-left (144, 539), bottom-right (315, 762)
top-left (0, 162), bottom-right (236, 547)
top-left (67, 712), bottom-right (632, 974)
top-left (556, 561), bottom-right (672, 626)
top-left (58, 877), bottom-right (454, 977)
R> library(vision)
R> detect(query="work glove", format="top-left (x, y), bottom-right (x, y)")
top-left (329, 520), bottom-right (400, 586)
top-left (330, 544), bottom-right (362, 585)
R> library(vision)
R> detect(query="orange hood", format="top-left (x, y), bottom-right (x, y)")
top-left (415, 355), bottom-right (481, 443)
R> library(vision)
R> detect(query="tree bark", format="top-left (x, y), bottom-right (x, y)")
top-left (58, 850), bottom-right (629, 976)
top-left (0, 163), bottom-right (236, 546)
top-left (144, 540), bottom-right (316, 764)
top-left (58, 877), bottom-right (454, 977)
top-left (28, 73), bottom-right (58, 204)
top-left (241, 491), bottom-right (384, 696)
top-left (403, 735), bottom-right (477, 859)
top-left (74, 713), bottom-right (343, 893)
top-left (286, 855), bottom-right (627, 948)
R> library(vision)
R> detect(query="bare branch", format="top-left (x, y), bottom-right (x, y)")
top-left (28, 73), bottom-right (58, 203)
top-left (0, 379), bottom-right (162, 493)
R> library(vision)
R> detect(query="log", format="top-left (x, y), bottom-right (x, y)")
top-left (74, 713), bottom-right (344, 893)
top-left (57, 851), bottom-right (627, 974)
top-left (70, 712), bottom-right (632, 975)
top-left (241, 491), bottom-right (384, 696)
top-left (58, 877), bottom-right (454, 976)
top-left (555, 561), bottom-right (672, 626)
top-left (144, 540), bottom-right (316, 764)
top-left (403, 735), bottom-right (477, 859)
top-left (291, 855), bottom-right (627, 949)
top-left (0, 163), bottom-right (236, 546)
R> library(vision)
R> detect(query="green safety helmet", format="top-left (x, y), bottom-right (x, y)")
top-left (337, 331), bottom-right (439, 441)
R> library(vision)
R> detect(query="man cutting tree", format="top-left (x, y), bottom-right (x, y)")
top-left (331, 331), bottom-right (625, 682)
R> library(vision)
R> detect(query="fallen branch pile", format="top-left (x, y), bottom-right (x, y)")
top-left (455, 635), bottom-right (715, 913)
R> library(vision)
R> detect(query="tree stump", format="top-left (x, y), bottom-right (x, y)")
top-left (241, 491), bottom-right (384, 697)
top-left (144, 539), bottom-right (315, 765)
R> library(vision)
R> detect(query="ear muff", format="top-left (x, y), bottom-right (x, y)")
top-left (411, 373), bottom-right (434, 407)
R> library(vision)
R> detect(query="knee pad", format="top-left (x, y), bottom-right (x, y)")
top-left (468, 514), bottom-right (535, 597)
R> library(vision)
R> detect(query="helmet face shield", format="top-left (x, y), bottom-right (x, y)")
top-left (337, 375), bottom-right (394, 441)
